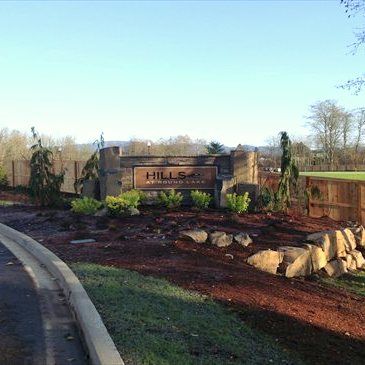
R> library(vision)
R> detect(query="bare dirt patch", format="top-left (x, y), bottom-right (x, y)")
top-left (1, 203), bottom-right (365, 364)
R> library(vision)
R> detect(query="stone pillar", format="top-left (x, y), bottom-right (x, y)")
top-left (215, 175), bottom-right (236, 208)
top-left (99, 147), bottom-right (123, 200)
top-left (228, 147), bottom-right (259, 208)
top-left (230, 148), bottom-right (258, 185)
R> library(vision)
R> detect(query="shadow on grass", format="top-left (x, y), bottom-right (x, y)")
top-left (73, 263), bottom-right (365, 365)
top-left (323, 271), bottom-right (365, 297)
top-left (235, 306), bottom-right (365, 365)
top-left (72, 263), bottom-right (301, 365)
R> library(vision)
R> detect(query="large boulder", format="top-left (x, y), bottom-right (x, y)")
top-left (179, 230), bottom-right (208, 243)
top-left (310, 231), bottom-right (347, 261)
top-left (209, 231), bottom-right (233, 247)
top-left (334, 231), bottom-right (347, 258)
top-left (346, 254), bottom-right (357, 271)
top-left (303, 244), bottom-right (327, 272)
top-left (278, 246), bottom-right (312, 278)
top-left (351, 225), bottom-right (365, 247)
top-left (349, 249), bottom-right (365, 269)
top-left (234, 233), bottom-right (253, 247)
top-left (341, 228), bottom-right (357, 253)
top-left (247, 250), bottom-right (283, 275)
top-left (306, 231), bottom-right (332, 242)
top-left (324, 259), bottom-right (348, 278)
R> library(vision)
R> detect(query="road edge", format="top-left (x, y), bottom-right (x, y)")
top-left (0, 223), bottom-right (124, 365)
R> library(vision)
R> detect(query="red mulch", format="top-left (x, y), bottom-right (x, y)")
top-left (1, 202), bottom-right (365, 364)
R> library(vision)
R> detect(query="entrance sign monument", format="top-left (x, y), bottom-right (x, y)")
top-left (134, 166), bottom-right (217, 190)
top-left (94, 145), bottom-right (258, 208)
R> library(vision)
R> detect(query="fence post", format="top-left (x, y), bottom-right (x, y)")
top-left (305, 176), bottom-right (310, 216)
top-left (12, 160), bottom-right (15, 187)
top-left (357, 182), bottom-right (362, 225)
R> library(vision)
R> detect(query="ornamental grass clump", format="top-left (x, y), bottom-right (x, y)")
top-left (159, 189), bottom-right (183, 209)
top-left (71, 197), bottom-right (103, 215)
top-left (226, 192), bottom-right (251, 214)
top-left (190, 190), bottom-right (212, 210)
top-left (105, 189), bottom-right (144, 217)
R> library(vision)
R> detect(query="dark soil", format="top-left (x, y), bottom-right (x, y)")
top-left (1, 195), bottom-right (365, 365)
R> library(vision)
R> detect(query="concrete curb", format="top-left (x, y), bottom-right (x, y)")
top-left (0, 223), bottom-right (124, 365)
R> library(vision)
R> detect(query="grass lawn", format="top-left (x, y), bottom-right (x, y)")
top-left (301, 171), bottom-right (365, 181)
top-left (71, 263), bottom-right (300, 365)
top-left (322, 271), bottom-right (365, 297)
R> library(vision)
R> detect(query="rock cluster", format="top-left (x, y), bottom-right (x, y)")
top-left (179, 229), bottom-right (252, 248)
top-left (247, 226), bottom-right (365, 278)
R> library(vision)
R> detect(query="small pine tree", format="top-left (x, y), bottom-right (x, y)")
top-left (275, 131), bottom-right (299, 212)
top-left (206, 141), bottom-right (225, 154)
top-left (74, 133), bottom-right (104, 193)
top-left (29, 127), bottom-right (65, 206)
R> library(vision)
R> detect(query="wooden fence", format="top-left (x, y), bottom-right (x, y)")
top-left (258, 172), bottom-right (365, 225)
top-left (3, 160), bottom-right (86, 194)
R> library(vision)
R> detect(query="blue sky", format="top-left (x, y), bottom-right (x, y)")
top-left (0, 0), bottom-right (364, 147)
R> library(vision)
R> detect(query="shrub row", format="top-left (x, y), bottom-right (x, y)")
top-left (70, 189), bottom-right (251, 216)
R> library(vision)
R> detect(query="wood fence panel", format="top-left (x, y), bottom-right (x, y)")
top-left (53, 160), bottom-right (79, 194)
top-left (4, 161), bottom-right (14, 187)
top-left (13, 160), bottom-right (30, 187)
top-left (258, 172), bottom-right (365, 225)
top-left (308, 177), bottom-right (363, 224)
top-left (3, 159), bottom-right (86, 194)
top-left (357, 182), bottom-right (365, 225)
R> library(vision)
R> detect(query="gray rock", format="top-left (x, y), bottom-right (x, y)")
top-left (306, 231), bottom-right (332, 242)
top-left (304, 244), bottom-right (327, 272)
top-left (234, 233), bottom-right (253, 247)
top-left (278, 246), bottom-right (312, 278)
top-left (324, 259), bottom-right (348, 277)
top-left (247, 250), bottom-right (283, 275)
top-left (313, 232), bottom-right (338, 261)
top-left (128, 207), bottom-right (140, 216)
top-left (94, 207), bottom-right (108, 217)
top-left (209, 231), bottom-right (233, 247)
top-left (341, 228), bottom-right (357, 252)
top-left (351, 225), bottom-right (365, 247)
top-left (179, 230), bottom-right (208, 243)
top-left (349, 249), bottom-right (365, 269)
top-left (346, 254), bottom-right (357, 271)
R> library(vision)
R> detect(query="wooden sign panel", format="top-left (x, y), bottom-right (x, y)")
top-left (134, 166), bottom-right (217, 190)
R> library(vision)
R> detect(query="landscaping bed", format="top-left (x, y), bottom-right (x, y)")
top-left (1, 203), bottom-right (365, 364)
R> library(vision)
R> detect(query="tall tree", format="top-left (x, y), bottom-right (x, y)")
top-left (353, 108), bottom-right (365, 166)
top-left (306, 100), bottom-right (346, 168)
top-left (340, 0), bottom-right (365, 93)
top-left (340, 110), bottom-right (354, 168)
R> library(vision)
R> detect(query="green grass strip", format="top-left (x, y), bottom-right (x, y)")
top-left (301, 172), bottom-right (365, 181)
top-left (322, 271), bottom-right (365, 297)
top-left (71, 263), bottom-right (300, 365)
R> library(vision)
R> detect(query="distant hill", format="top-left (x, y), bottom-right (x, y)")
top-left (104, 140), bottom-right (130, 148)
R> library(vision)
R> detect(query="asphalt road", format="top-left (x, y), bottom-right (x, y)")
top-left (0, 240), bottom-right (88, 365)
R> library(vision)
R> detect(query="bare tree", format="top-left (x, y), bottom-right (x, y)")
top-left (0, 128), bottom-right (30, 163)
top-left (306, 100), bottom-right (346, 168)
top-left (263, 135), bottom-right (281, 168)
top-left (340, 0), bottom-right (365, 93)
top-left (340, 110), bottom-right (354, 168)
top-left (353, 108), bottom-right (365, 167)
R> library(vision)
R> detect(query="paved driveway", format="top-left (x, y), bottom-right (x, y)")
top-left (0, 241), bottom-right (87, 365)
